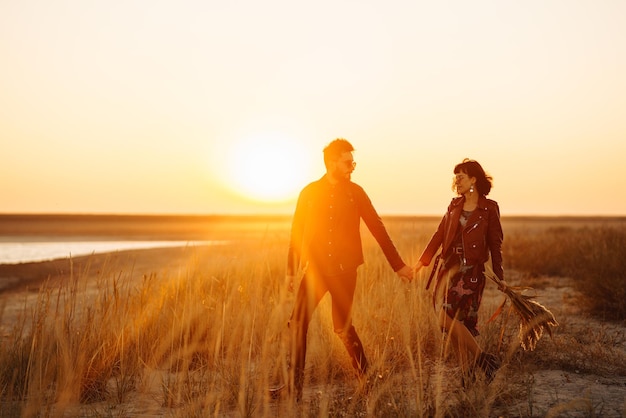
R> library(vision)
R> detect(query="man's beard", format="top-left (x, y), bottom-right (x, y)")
top-left (332, 167), bottom-right (351, 183)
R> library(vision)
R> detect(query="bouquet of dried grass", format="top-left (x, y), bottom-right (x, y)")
top-left (487, 271), bottom-right (559, 351)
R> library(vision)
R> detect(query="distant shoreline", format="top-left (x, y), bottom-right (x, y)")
top-left (1, 213), bottom-right (624, 246)
top-left (0, 213), bottom-right (295, 223)
top-left (0, 213), bottom-right (295, 240)
top-left (0, 240), bottom-right (218, 265)
top-left (1, 213), bottom-right (624, 221)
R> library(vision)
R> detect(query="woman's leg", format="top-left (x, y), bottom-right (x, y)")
top-left (439, 309), bottom-right (481, 372)
top-left (439, 268), bottom-right (500, 382)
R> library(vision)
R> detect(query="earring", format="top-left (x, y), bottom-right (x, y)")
top-left (470, 185), bottom-right (475, 193)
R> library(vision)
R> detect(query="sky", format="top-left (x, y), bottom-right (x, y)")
top-left (1, 1), bottom-right (625, 216)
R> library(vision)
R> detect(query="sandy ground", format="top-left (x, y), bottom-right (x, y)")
top-left (1, 248), bottom-right (625, 417)
top-left (495, 277), bottom-right (626, 417)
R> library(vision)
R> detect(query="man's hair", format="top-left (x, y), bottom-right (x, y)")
top-left (323, 138), bottom-right (354, 168)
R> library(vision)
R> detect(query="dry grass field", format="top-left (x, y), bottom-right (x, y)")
top-left (0, 215), bottom-right (625, 417)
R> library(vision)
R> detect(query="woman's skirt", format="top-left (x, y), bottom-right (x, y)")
top-left (435, 263), bottom-right (486, 336)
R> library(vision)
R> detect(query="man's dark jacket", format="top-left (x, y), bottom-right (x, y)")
top-left (287, 175), bottom-right (406, 277)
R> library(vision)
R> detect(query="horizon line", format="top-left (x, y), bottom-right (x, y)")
top-left (1, 212), bottom-right (625, 219)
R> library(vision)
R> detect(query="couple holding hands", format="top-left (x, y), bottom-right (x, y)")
top-left (285, 138), bottom-right (506, 400)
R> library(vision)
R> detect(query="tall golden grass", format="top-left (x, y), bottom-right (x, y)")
top-left (502, 219), bottom-right (626, 321)
top-left (0, 216), bottom-right (624, 417)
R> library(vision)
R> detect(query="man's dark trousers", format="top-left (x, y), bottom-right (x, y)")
top-left (288, 268), bottom-right (368, 399)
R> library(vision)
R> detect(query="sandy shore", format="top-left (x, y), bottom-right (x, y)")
top-left (0, 245), bottom-right (204, 294)
top-left (0, 246), bottom-right (213, 346)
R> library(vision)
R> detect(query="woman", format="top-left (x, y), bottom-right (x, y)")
top-left (415, 158), bottom-right (506, 384)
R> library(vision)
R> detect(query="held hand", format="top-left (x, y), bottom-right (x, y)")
top-left (396, 265), bottom-right (414, 283)
top-left (413, 260), bottom-right (424, 274)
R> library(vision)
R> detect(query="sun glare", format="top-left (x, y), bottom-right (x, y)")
top-left (225, 133), bottom-right (312, 202)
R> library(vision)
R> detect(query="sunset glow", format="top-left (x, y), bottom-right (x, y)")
top-left (223, 134), bottom-right (312, 202)
top-left (1, 1), bottom-right (625, 215)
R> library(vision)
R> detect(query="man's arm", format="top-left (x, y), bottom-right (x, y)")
top-left (356, 186), bottom-right (407, 273)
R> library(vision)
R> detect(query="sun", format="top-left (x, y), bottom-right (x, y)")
top-left (224, 133), bottom-right (312, 202)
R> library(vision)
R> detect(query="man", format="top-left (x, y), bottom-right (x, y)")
top-left (286, 138), bottom-right (413, 400)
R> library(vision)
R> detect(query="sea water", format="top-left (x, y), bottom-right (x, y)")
top-left (0, 240), bottom-right (215, 265)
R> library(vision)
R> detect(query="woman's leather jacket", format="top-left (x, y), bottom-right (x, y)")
top-left (419, 195), bottom-right (504, 280)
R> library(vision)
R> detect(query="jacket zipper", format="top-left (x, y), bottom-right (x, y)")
top-left (461, 222), bottom-right (480, 266)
